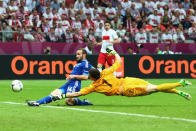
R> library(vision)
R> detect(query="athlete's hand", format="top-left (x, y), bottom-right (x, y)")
top-left (66, 75), bottom-right (75, 80)
top-left (106, 48), bottom-right (117, 56)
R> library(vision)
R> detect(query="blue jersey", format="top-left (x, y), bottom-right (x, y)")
top-left (59, 60), bottom-right (92, 94)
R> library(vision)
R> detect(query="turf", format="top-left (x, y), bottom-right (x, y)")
top-left (0, 79), bottom-right (196, 131)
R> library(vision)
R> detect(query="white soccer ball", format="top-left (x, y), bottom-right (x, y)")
top-left (11, 80), bottom-right (23, 92)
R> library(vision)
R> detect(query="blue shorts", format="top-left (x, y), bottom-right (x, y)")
top-left (59, 80), bottom-right (81, 94)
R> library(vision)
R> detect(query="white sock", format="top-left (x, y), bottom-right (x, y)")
top-left (97, 67), bottom-right (102, 72)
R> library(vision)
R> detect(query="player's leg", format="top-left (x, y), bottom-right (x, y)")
top-left (161, 89), bottom-right (192, 100)
top-left (27, 82), bottom-right (69, 106)
top-left (146, 79), bottom-right (192, 99)
top-left (65, 83), bottom-right (93, 106)
top-left (106, 54), bottom-right (115, 66)
top-left (97, 52), bottom-right (106, 72)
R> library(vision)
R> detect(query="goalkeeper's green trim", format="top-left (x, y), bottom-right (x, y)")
top-left (106, 48), bottom-right (117, 55)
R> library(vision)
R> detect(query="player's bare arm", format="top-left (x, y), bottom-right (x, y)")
top-left (66, 75), bottom-right (88, 80)
top-left (66, 92), bottom-right (82, 98)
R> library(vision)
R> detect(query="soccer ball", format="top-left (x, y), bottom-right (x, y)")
top-left (11, 80), bottom-right (23, 92)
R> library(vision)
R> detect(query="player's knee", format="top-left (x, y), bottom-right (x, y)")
top-left (97, 64), bottom-right (102, 68)
top-left (51, 89), bottom-right (63, 101)
top-left (146, 84), bottom-right (157, 92)
top-left (65, 98), bottom-right (76, 106)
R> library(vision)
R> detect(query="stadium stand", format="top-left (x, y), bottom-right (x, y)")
top-left (0, 0), bottom-right (195, 44)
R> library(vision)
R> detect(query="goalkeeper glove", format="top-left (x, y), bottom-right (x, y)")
top-left (106, 48), bottom-right (117, 55)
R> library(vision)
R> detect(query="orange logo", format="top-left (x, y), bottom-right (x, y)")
top-left (11, 56), bottom-right (77, 76)
top-left (139, 56), bottom-right (196, 78)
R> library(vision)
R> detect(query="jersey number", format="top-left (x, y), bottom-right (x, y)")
top-left (102, 79), bottom-right (112, 87)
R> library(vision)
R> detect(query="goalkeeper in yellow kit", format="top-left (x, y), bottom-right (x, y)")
top-left (66, 48), bottom-right (192, 100)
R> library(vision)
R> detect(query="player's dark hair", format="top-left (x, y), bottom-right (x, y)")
top-left (89, 68), bottom-right (100, 80)
top-left (104, 20), bottom-right (111, 25)
top-left (77, 48), bottom-right (87, 55)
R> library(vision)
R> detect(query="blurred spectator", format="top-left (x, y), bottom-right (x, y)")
top-left (123, 32), bottom-right (132, 43)
top-left (182, 0), bottom-right (191, 10)
top-left (46, 27), bottom-right (58, 42)
top-left (111, 16), bottom-right (122, 30)
top-left (116, 24), bottom-right (126, 38)
top-left (80, 23), bottom-right (89, 38)
top-left (0, 0), bottom-right (194, 44)
top-left (1, 22), bottom-right (13, 42)
top-left (148, 10), bottom-right (161, 27)
top-left (105, 3), bottom-right (116, 20)
top-left (24, 27), bottom-right (35, 41)
top-left (161, 28), bottom-right (173, 43)
top-left (73, 28), bottom-right (84, 43)
top-left (135, 28), bottom-right (147, 43)
top-left (51, 0), bottom-right (60, 11)
top-left (72, 15), bottom-right (82, 30)
top-left (163, 45), bottom-right (174, 54)
top-left (33, 27), bottom-right (46, 42)
top-left (188, 22), bottom-right (196, 40)
top-left (63, 27), bottom-right (74, 43)
top-left (127, 47), bottom-right (136, 55)
top-left (173, 28), bottom-right (185, 43)
top-left (84, 42), bottom-right (93, 54)
top-left (74, 0), bottom-right (85, 11)
top-left (156, 47), bottom-right (163, 54)
top-left (94, 23), bottom-right (104, 40)
top-left (139, 2), bottom-right (150, 15)
top-left (129, 3), bottom-right (140, 18)
top-left (44, 46), bottom-right (51, 55)
top-left (149, 28), bottom-right (159, 43)
top-left (84, 14), bottom-right (95, 30)
top-left (13, 26), bottom-right (24, 42)
top-left (161, 10), bottom-right (170, 28)
top-left (0, 0), bottom-right (7, 20)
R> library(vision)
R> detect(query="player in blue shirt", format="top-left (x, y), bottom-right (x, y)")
top-left (27, 48), bottom-right (93, 106)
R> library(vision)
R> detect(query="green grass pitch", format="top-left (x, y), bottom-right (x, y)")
top-left (0, 79), bottom-right (196, 131)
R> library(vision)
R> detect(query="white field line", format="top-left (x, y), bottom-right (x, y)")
top-left (1, 101), bottom-right (196, 124)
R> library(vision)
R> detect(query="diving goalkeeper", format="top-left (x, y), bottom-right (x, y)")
top-left (66, 48), bottom-right (192, 100)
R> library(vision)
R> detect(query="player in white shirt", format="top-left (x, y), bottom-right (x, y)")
top-left (135, 28), bottom-right (147, 43)
top-left (149, 28), bottom-right (159, 43)
top-left (96, 21), bottom-right (120, 72)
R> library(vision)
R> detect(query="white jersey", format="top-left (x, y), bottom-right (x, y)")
top-left (148, 14), bottom-right (161, 26)
top-left (135, 32), bottom-right (147, 43)
top-left (101, 29), bottom-right (118, 53)
top-left (149, 32), bottom-right (159, 43)
top-left (161, 33), bottom-right (173, 43)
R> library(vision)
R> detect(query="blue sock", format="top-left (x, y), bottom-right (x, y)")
top-left (36, 95), bottom-right (53, 105)
top-left (74, 98), bottom-right (93, 105)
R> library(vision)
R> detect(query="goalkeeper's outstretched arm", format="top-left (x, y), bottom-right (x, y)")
top-left (106, 48), bottom-right (121, 64)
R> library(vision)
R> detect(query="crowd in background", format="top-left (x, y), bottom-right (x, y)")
top-left (0, 0), bottom-right (195, 44)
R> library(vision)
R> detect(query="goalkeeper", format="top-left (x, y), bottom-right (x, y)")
top-left (66, 48), bottom-right (192, 100)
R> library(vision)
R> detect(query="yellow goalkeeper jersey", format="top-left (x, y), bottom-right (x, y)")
top-left (80, 61), bottom-right (124, 96)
